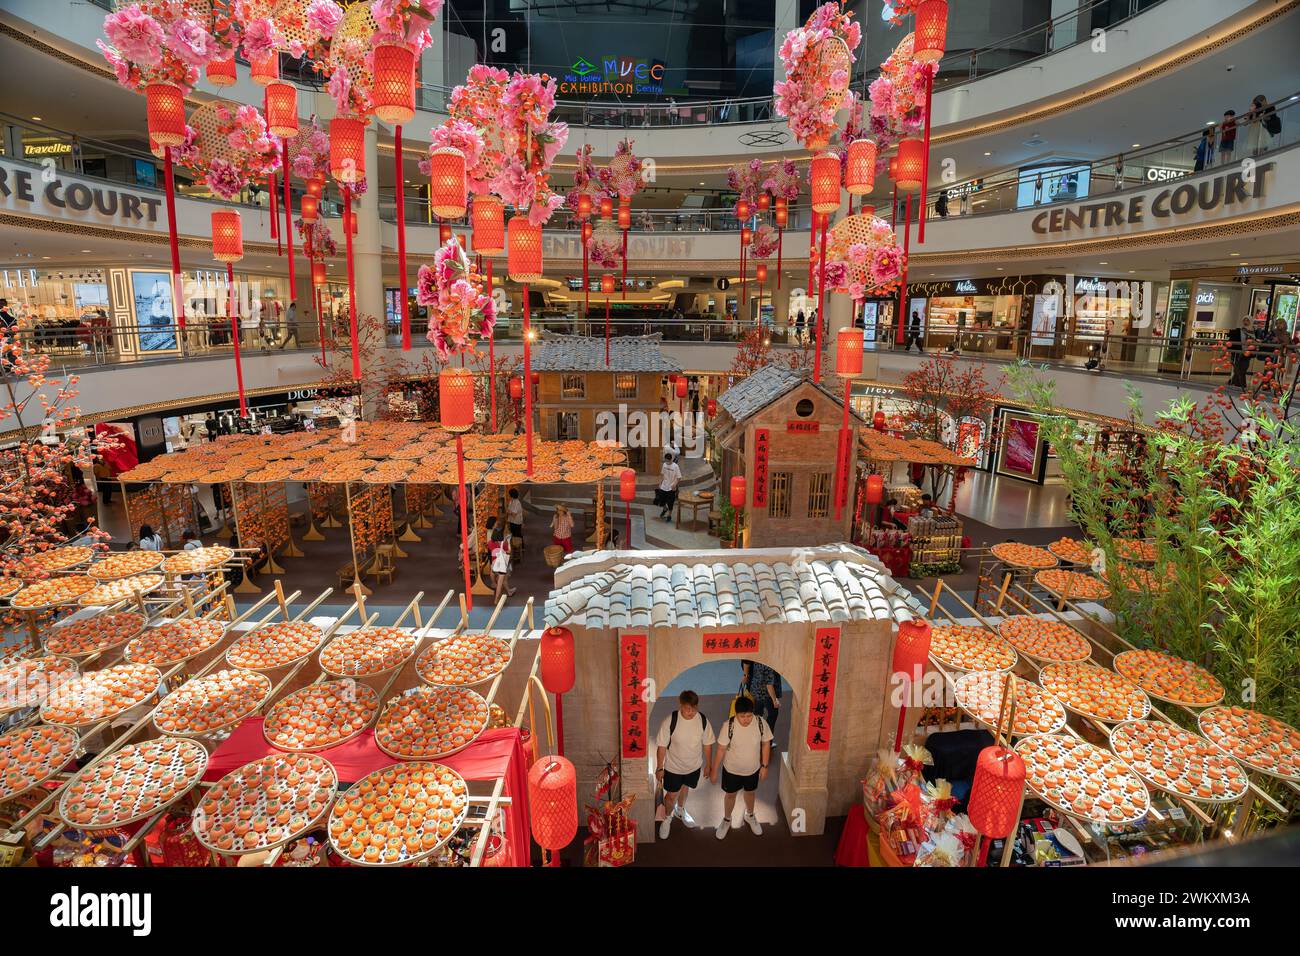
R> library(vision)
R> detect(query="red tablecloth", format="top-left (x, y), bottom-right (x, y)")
top-left (205, 722), bottom-right (531, 865)
top-left (834, 805), bottom-right (873, 867)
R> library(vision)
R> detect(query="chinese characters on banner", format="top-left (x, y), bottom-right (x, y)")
top-left (702, 632), bottom-right (760, 654)
top-left (806, 627), bottom-right (841, 751)
top-left (787, 420), bottom-right (820, 433)
top-left (620, 633), bottom-right (648, 759)
top-left (752, 428), bottom-right (769, 508)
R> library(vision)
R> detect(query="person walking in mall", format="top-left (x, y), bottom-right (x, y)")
top-left (1194, 128), bottom-right (1214, 172)
top-left (742, 660), bottom-right (782, 735)
top-left (1218, 110), bottom-right (1237, 165)
top-left (506, 487), bottom-right (525, 554)
top-left (0, 299), bottom-right (17, 372)
top-left (654, 690), bottom-right (715, 839)
top-left (1226, 315), bottom-right (1251, 388)
top-left (934, 189), bottom-right (949, 218)
top-left (907, 309), bottom-right (923, 352)
top-left (657, 451), bottom-right (681, 521)
top-left (550, 504), bottom-right (575, 554)
top-left (711, 696), bottom-right (772, 839)
top-left (138, 524), bottom-right (164, 551)
top-left (488, 526), bottom-right (516, 600)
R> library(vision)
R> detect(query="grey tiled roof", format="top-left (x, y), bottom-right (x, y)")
top-left (543, 544), bottom-right (926, 630)
top-left (532, 333), bottom-right (682, 373)
top-left (716, 364), bottom-right (807, 422)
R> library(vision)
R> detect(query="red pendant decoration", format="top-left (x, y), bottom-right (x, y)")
top-left (427, 147), bottom-right (467, 218)
top-left (810, 151), bottom-right (841, 213)
top-left (371, 44), bottom-right (417, 125)
top-left (846, 139), bottom-right (877, 195)
top-left (895, 139), bottom-right (925, 193)
top-left (265, 81), bottom-right (298, 138)
top-left (250, 53), bottom-right (279, 86)
top-left (205, 55), bottom-right (237, 87)
top-left (914, 0), bottom-right (950, 63)
top-left (144, 83), bottom-right (186, 146)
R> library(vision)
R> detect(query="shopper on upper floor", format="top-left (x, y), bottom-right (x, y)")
top-left (934, 189), bottom-right (949, 218)
top-left (654, 689), bottom-right (715, 839)
top-left (1226, 315), bottom-right (1250, 388)
top-left (711, 696), bottom-right (773, 839)
top-left (1245, 95), bottom-right (1281, 155)
top-left (1194, 128), bottom-right (1214, 172)
top-left (1218, 110), bottom-right (1237, 165)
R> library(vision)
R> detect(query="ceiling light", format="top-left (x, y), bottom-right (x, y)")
top-left (1131, 144), bottom-right (1140, 148)
top-left (1099, 261), bottom-right (1108, 265)
top-left (31, 116), bottom-right (41, 121)
top-left (80, 250), bottom-right (91, 253)
top-left (983, 151), bottom-right (991, 157)
top-left (1230, 252), bottom-right (1240, 256)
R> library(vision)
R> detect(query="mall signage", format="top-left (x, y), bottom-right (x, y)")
top-left (953, 279), bottom-right (978, 293)
top-left (558, 55), bottom-right (666, 97)
top-left (0, 161), bottom-right (161, 224)
top-left (1031, 162), bottom-right (1274, 236)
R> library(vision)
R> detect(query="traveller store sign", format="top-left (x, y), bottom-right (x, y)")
top-left (559, 55), bottom-right (666, 97)
top-left (0, 160), bottom-right (161, 224)
top-left (1031, 162), bottom-right (1274, 236)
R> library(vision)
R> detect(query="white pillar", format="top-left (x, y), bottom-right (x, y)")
top-left (355, 125), bottom-right (385, 340)
top-left (774, 0), bottom-right (800, 82)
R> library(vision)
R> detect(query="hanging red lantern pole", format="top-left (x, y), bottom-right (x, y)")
top-left (330, 115), bottom-right (366, 380)
top-left (895, 139), bottom-right (923, 347)
top-left (729, 475), bottom-right (746, 548)
top-left (146, 82), bottom-right (187, 336)
top-left (372, 43), bottom-right (418, 349)
top-left (311, 259), bottom-right (328, 366)
top-left (601, 273), bottom-right (615, 366)
top-left (810, 151), bottom-right (841, 381)
top-left (834, 327), bottom-right (863, 521)
top-left (528, 755), bottom-right (577, 867)
top-left (619, 467), bottom-right (636, 549)
top-left (472, 196), bottom-right (505, 432)
top-left (740, 227), bottom-right (753, 323)
top-left (577, 193), bottom-right (592, 313)
top-left (735, 199), bottom-right (750, 321)
top-left (509, 216), bottom-right (543, 475)
top-left (440, 367), bottom-right (477, 610)
top-left (540, 627), bottom-right (576, 756)
top-left (889, 156), bottom-right (898, 231)
top-left (913, 0), bottom-right (948, 244)
top-left (774, 196), bottom-right (787, 290)
top-left (212, 209), bottom-right (246, 415)
top-left (891, 619), bottom-right (932, 753)
top-left (755, 263), bottom-right (768, 326)
top-left (266, 81), bottom-right (298, 332)
top-left (617, 198), bottom-right (631, 300)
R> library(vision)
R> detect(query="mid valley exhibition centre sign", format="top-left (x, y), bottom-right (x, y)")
top-left (1031, 162), bottom-right (1275, 236)
top-left (559, 55), bottom-right (666, 97)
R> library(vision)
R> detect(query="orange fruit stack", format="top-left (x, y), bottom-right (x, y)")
top-left (1039, 661), bottom-right (1150, 722)
top-left (1113, 538), bottom-right (1157, 563)
top-left (59, 738), bottom-right (207, 829)
top-left (88, 551), bottom-right (164, 581)
top-left (927, 625), bottom-right (1017, 672)
top-left (1113, 649), bottom-right (1224, 706)
top-left (0, 725), bottom-right (80, 801)
top-left (263, 681), bottom-right (379, 751)
top-left (990, 542), bottom-right (1057, 569)
top-left (193, 753), bottom-right (337, 853)
top-left (78, 574), bottom-right (165, 606)
top-left (1034, 569), bottom-right (1110, 601)
top-left (375, 686), bottom-right (489, 759)
top-left (415, 634), bottom-right (512, 686)
top-left (1046, 538), bottom-right (1092, 566)
top-left (24, 546), bottom-right (94, 574)
top-left (328, 761), bottom-right (469, 866)
top-left (319, 627), bottom-right (418, 677)
top-left (126, 619), bottom-right (227, 667)
top-left (163, 546), bottom-right (235, 576)
top-left (46, 611), bottom-right (146, 657)
top-left (40, 663), bottom-right (162, 727)
top-left (1015, 734), bottom-right (1150, 825)
top-left (996, 615), bottom-right (1091, 663)
top-left (1198, 706), bottom-right (1300, 780)
top-left (153, 669), bottom-right (271, 737)
top-left (952, 671), bottom-right (1067, 737)
top-left (11, 576), bottom-right (97, 609)
top-left (226, 621), bottom-right (324, 670)
top-left (0, 655), bottom-right (78, 713)
top-left (1110, 720), bottom-right (1249, 803)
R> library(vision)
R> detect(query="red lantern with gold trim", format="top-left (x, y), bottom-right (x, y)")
top-left (211, 210), bottom-right (243, 263)
top-left (471, 195), bottom-right (505, 254)
top-left (914, 0), bottom-right (949, 64)
top-left (427, 147), bottom-right (467, 219)
top-left (145, 83), bottom-right (186, 146)
top-left (371, 43), bottom-right (417, 125)
top-left (265, 81), bottom-right (298, 138)
top-left (895, 138), bottom-right (925, 193)
top-left (329, 116), bottom-right (366, 183)
top-left (250, 54), bottom-right (278, 86)
top-left (507, 217), bottom-right (543, 282)
top-left (810, 151), bottom-right (841, 214)
top-left (439, 367), bottom-right (476, 431)
top-left (846, 139), bottom-right (877, 196)
top-left (205, 55), bottom-right (237, 87)
top-left (757, 193), bottom-right (771, 211)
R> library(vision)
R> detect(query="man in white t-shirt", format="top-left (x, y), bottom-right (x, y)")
top-left (657, 452), bottom-right (682, 521)
top-left (710, 696), bottom-right (773, 838)
top-left (654, 690), bottom-right (715, 839)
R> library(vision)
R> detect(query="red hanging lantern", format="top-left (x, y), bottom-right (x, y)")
top-left (264, 81), bottom-right (298, 138)
top-left (531, 371), bottom-right (540, 385)
top-left (144, 83), bottom-right (186, 146)
top-left (773, 196), bottom-right (789, 228)
top-left (619, 468), bottom-right (637, 503)
top-left (300, 194), bottom-right (318, 223)
top-left (439, 222), bottom-right (453, 244)
top-left (471, 195), bottom-right (505, 254)
top-left (859, 204), bottom-right (877, 218)
top-left (581, 221), bottom-right (593, 243)
top-left (914, 0), bottom-right (950, 64)
top-left (427, 147), bottom-right (467, 219)
top-left (311, 260), bottom-right (327, 286)
top-left (599, 196), bottom-right (613, 219)
top-left (755, 263), bottom-right (768, 284)
top-left (250, 53), bottom-right (279, 86)
top-left (329, 116), bottom-right (366, 183)
top-left (439, 367), bottom-right (476, 431)
top-left (810, 151), bottom-right (841, 214)
top-left (457, 232), bottom-right (467, 249)
top-left (540, 626), bottom-right (575, 694)
top-left (508, 376), bottom-right (523, 401)
top-left (577, 193), bottom-right (592, 220)
top-left (205, 54), bottom-right (237, 87)
top-left (617, 198), bottom-right (631, 230)
top-left (601, 274), bottom-right (615, 295)
top-left (892, 619), bottom-right (932, 678)
top-left (896, 138), bottom-right (925, 193)
top-left (741, 227), bottom-right (752, 247)
top-left (889, 156), bottom-right (898, 181)
top-left (757, 193), bottom-right (771, 211)
top-left (968, 746), bottom-right (1026, 838)
top-left (736, 199), bottom-right (751, 221)
top-left (508, 217), bottom-right (543, 282)
top-left (836, 327), bottom-right (864, 375)
top-left (211, 210), bottom-right (243, 263)
top-left (528, 756), bottom-right (578, 853)
top-left (865, 473), bottom-right (884, 505)
top-left (675, 377), bottom-right (688, 399)
top-left (371, 43), bottom-right (417, 125)
top-left (729, 475), bottom-right (746, 509)
top-left (873, 410), bottom-right (887, 431)
top-left (306, 175), bottom-right (324, 199)
top-left (846, 139), bottom-right (878, 196)
top-left (706, 398), bottom-right (717, 417)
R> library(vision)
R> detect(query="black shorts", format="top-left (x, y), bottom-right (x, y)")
top-left (509, 522), bottom-right (523, 539)
top-left (662, 767), bottom-right (701, 793)
top-left (721, 768), bottom-right (760, 793)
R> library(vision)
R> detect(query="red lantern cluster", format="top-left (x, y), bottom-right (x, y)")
top-left (836, 327), bottom-right (864, 375)
top-left (968, 745), bottom-right (1026, 838)
top-left (265, 81), bottom-right (298, 138)
top-left (210, 210), bottom-right (243, 263)
top-left (810, 151), bottom-right (841, 214)
top-left (508, 217), bottom-right (543, 282)
top-left (729, 475), bottom-right (747, 509)
top-left (846, 139), bottom-right (877, 196)
top-left (528, 757), bottom-right (578, 853)
top-left (438, 367), bottom-right (476, 432)
top-left (329, 117), bottom-right (366, 183)
top-left (427, 147), bottom-right (467, 219)
top-left (145, 83), bottom-right (187, 147)
top-left (540, 627), bottom-right (575, 694)
top-left (371, 43), bottom-right (417, 125)
top-left (472, 195), bottom-right (505, 255)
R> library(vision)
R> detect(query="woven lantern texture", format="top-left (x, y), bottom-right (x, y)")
top-left (914, 0), bottom-right (949, 64)
top-left (896, 138), bottom-right (925, 193)
top-left (211, 210), bottom-right (243, 263)
top-left (371, 43), bottom-right (417, 125)
top-left (528, 757), bottom-right (578, 852)
top-left (811, 152), bottom-right (841, 213)
top-left (472, 196), bottom-right (505, 254)
top-left (145, 83), bottom-right (187, 146)
top-left (836, 328), bottom-right (864, 375)
top-left (865, 474), bottom-right (884, 505)
top-left (206, 55), bottom-right (237, 87)
top-left (427, 147), bottom-right (467, 219)
top-left (892, 619), bottom-right (932, 678)
top-left (539, 627), bottom-right (576, 694)
top-left (508, 217), bottom-right (543, 282)
top-left (968, 745), bottom-right (1026, 838)
top-left (438, 368), bottom-right (476, 431)
top-left (330, 117), bottom-right (366, 183)
top-left (846, 139), bottom-right (877, 195)
top-left (265, 81), bottom-right (298, 138)
top-left (250, 53), bottom-right (279, 85)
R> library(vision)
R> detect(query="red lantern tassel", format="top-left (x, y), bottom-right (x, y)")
top-left (891, 184), bottom-right (898, 231)
top-left (621, 229), bottom-right (628, 300)
top-left (269, 172), bottom-right (279, 252)
top-left (395, 124), bottom-right (410, 350)
top-left (228, 264), bottom-right (246, 416)
top-left (582, 230), bottom-right (589, 315)
top-left (777, 229), bottom-right (783, 290)
top-left (897, 194), bottom-right (912, 346)
top-left (162, 147), bottom-right (184, 332)
top-left (487, 258), bottom-right (497, 432)
top-left (919, 69), bottom-right (934, 244)
top-left (605, 292), bottom-right (610, 366)
top-left (281, 141), bottom-right (295, 317)
top-left (740, 239), bottom-right (747, 322)
top-left (343, 183), bottom-right (359, 379)
top-left (523, 283), bottom-right (534, 475)
top-left (456, 433), bottom-right (473, 611)
top-left (814, 214), bottom-right (828, 381)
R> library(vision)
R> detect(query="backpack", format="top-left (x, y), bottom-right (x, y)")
top-left (723, 715), bottom-right (768, 751)
top-left (1264, 110), bottom-right (1282, 136)
top-left (666, 710), bottom-right (708, 755)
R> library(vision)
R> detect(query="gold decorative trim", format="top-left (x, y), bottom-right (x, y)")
top-left (0, 213), bottom-right (283, 255)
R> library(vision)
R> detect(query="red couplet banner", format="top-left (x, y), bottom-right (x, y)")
top-left (620, 633), bottom-right (648, 759)
top-left (753, 429), bottom-right (770, 508)
top-left (806, 627), bottom-right (841, 751)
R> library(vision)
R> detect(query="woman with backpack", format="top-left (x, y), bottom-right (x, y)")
top-left (653, 690), bottom-right (715, 839)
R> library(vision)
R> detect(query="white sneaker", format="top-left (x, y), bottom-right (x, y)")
top-left (715, 820), bottom-right (731, 840)
top-left (743, 812), bottom-right (762, 836)
top-left (676, 806), bottom-right (694, 828)
top-left (658, 816), bottom-right (672, 840)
